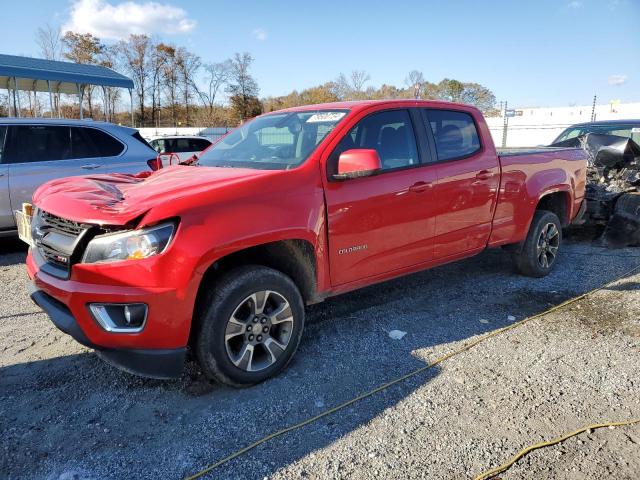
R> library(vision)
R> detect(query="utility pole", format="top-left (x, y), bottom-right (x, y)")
top-left (590, 95), bottom-right (597, 122)
top-left (502, 101), bottom-right (508, 148)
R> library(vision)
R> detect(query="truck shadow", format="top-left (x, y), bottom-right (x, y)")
top-left (1, 243), bottom-right (639, 479)
top-left (0, 237), bottom-right (27, 267)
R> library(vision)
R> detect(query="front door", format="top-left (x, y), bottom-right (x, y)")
top-left (324, 109), bottom-right (438, 286)
top-left (4, 125), bottom-right (106, 214)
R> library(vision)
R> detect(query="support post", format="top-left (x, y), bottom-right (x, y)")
top-left (501, 100), bottom-right (508, 148)
top-left (47, 80), bottom-right (54, 118)
top-left (129, 88), bottom-right (134, 127)
top-left (102, 86), bottom-right (108, 121)
top-left (6, 78), bottom-right (12, 117)
top-left (77, 83), bottom-right (83, 119)
top-left (56, 82), bottom-right (62, 118)
top-left (14, 77), bottom-right (21, 118)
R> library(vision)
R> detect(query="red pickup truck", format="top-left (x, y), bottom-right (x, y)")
top-left (23, 100), bottom-right (587, 386)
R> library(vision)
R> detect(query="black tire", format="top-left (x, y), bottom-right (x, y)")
top-left (194, 265), bottom-right (305, 387)
top-left (513, 210), bottom-right (562, 278)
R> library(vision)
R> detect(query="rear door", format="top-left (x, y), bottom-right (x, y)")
top-left (0, 126), bottom-right (11, 230)
top-left (70, 126), bottom-right (128, 174)
top-left (421, 109), bottom-right (500, 259)
top-left (5, 125), bottom-right (106, 214)
top-left (323, 108), bottom-right (438, 286)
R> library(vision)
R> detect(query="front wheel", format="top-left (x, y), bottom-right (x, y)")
top-left (195, 266), bottom-right (305, 387)
top-left (513, 210), bottom-right (562, 277)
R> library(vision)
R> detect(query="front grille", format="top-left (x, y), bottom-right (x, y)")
top-left (39, 243), bottom-right (71, 269)
top-left (35, 210), bottom-right (91, 279)
top-left (39, 210), bottom-right (86, 236)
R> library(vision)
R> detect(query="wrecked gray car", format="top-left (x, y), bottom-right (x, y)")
top-left (551, 132), bottom-right (640, 247)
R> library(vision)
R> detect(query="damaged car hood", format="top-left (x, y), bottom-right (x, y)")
top-left (32, 166), bottom-right (277, 225)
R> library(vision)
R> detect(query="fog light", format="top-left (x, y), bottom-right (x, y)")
top-left (89, 303), bottom-right (148, 333)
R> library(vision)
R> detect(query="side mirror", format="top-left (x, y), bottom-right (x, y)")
top-left (333, 149), bottom-right (382, 180)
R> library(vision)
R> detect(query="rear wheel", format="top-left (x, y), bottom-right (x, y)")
top-left (513, 210), bottom-right (562, 277)
top-left (195, 266), bottom-right (305, 387)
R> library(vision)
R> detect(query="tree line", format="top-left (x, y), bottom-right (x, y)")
top-left (0, 25), bottom-right (499, 125)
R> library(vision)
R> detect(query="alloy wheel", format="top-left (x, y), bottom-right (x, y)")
top-left (536, 222), bottom-right (560, 269)
top-left (224, 290), bottom-right (294, 372)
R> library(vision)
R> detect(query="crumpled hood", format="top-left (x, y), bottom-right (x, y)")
top-left (32, 166), bottom-right (276, 225)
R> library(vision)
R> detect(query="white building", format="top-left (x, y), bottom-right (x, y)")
top-left (486, 101), bottom-right (640, 147)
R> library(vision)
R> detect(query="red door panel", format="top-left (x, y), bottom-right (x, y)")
top-left (434, 154), bottom-right (500, 258)
top-left (325, 167), bottom-right (437, 286)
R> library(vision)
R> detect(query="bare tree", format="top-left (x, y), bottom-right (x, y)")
top-left (118, 34), bottom-right (152, 124)
top-left (198, 60), bottom-right (231, 116)
top-left (334, 70), bottom-right (371, 100)
top-left (176, 48), bottom-right (201, 126)
top-left (404, 70), bottom-right (425, 98)
top-left (157, 43), bottom-right (180, 126)
top-left (149, 42), bottom-right (168, 126)
top-left (350, 70), bottom-right (371, 93)
top-left (227, 52), bottom-right (260, 121)
top-left (36, 23), bottom-right (62, 60)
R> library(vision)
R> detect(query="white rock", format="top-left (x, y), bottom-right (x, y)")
top-left (388, 330), bottom-right (407, 340)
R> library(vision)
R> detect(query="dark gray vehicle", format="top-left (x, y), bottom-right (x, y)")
top-left (552, 119), bottom-right (640, 144)
top-left (0, 119), bottom-right (158, 236)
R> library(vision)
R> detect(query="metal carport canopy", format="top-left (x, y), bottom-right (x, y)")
top-left (0, 53), bottom-right (133, 94)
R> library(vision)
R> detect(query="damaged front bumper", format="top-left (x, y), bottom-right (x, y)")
top-left (30, 283), bottom-right (186, 379)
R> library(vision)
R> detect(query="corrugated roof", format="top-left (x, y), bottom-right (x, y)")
top-left (0, 53), bottom-right (133, 93)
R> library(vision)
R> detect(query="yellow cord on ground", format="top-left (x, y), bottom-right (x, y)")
top-left (185, 263), bottom-right (640, 480)
top-left (473, 419), bottom-right (640, 480)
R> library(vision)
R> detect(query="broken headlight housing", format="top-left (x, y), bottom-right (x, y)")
top-left (82, 222), bottom-right (175, 264)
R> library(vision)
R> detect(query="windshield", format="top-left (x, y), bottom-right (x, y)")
top-left (197, 110), bottom-right (349, 170)
top-left (555, 124), bottom-right (640, 143)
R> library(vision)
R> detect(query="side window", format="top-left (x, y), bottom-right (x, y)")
top-left (0, 126), bottom-right (7, 163)
top-left (191, 139), bottom-right (211, 151)
top-left (71, 127), bottom-right (100, 158)
top-left (425, 109), bottom-right (481, 161)
top-left (174, 138), bottom-right (192, 153)
top-left (84, 128), bottom-right (124, 157)
top-left (328, 109), bottom-right (419, 175)
top-left (5, 126), bottom-right (71, 163)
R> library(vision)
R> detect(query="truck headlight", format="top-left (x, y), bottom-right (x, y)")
top-left (82, 222), bottom-right (175, 264)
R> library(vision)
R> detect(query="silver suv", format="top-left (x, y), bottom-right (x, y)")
top-left (0, 119), bottom-right (158, 236)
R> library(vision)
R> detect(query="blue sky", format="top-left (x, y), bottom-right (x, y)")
top-left (2, 0), bottom-right (639, 107)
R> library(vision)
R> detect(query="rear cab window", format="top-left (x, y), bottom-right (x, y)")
top-left (423, 109), bottom-right (481, 161)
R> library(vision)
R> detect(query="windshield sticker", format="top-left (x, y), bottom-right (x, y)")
top-left (306, 112), bottom-right (346, 123)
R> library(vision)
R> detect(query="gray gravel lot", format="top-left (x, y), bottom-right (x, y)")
top-left (1, 235), bottom-right (639, 480)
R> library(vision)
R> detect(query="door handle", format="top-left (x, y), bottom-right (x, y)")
top-left (409, 181), bottom-right (433, 193)
top-left (475, 170), bottom-right (493, 181)
top-left (81, 164), bottom-right (101, 170)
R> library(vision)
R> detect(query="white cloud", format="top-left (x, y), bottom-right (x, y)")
top-left (62, 0), bottom-right (196, 40)
top-left (568, 0), bottom-right (583, 8)
top-left (608, 74), bottom-right (628, 86)
top-left (252, 28), bottom-right (267, 41)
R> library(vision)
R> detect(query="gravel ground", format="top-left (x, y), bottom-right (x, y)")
top-left (1, 235), bottom-right (639, 480)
